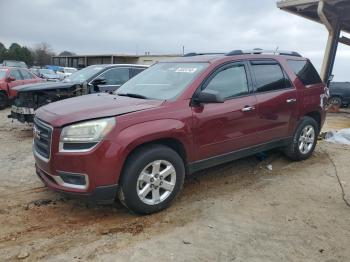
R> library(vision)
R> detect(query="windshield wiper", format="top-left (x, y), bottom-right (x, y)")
top-left (117, 93), bottom-right (148, 99)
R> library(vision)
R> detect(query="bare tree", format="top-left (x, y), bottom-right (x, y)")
top-left (33, 42), bottom-right (56, 66)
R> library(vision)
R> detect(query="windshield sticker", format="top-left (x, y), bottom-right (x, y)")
top-left (175, 67), bottom-right (198, 73)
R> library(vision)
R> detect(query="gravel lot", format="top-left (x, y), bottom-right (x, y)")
top-left (0, 108), bottom-right (350, 262)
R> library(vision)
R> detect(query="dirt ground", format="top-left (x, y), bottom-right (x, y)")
top-left (0, 108), bottom-right (350, 262)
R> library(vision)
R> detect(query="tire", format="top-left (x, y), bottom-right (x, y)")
top-left (0, 92), bottom-right (8, 110)
top-left (118, 144), bottom-right (185, 214)
top-left (284, 116), bottom-right (319, 161)
top-left (328, 96), bottom-right (342, 106)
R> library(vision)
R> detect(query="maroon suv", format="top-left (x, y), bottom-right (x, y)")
top-left (33, 50), bottom-right (327, 214)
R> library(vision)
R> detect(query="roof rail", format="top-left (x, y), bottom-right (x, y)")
top-left (183, 52), bottom-right (226, 57)
top-left (226, 48), bottom-right (302, 57)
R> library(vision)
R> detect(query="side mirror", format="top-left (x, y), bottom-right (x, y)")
top-left (92, 77), bottom-right (106, 86)
top-left (6, 76), bottom-right (16, 82)
top-left (194, 89), bottom-right (224, 104)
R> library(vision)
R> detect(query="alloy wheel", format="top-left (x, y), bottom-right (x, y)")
top-left (136, 160), bottom-right (176, 205)
top-left (298, 125), bottom-right (315, 154)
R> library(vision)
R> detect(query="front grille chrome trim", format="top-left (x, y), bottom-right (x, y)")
top-left (33, 117), bottom-right (53, 162)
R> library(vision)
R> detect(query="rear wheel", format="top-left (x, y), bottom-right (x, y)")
top-left (284, 116), bottom-right (319, 161)
top-left (329, 96), bottom-right (342, 106)
top-left (0, 92), bottom-right (8, 110)
top-left (118, 145), bottom-right (185, 214)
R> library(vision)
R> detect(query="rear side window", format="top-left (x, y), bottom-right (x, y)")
top-left (287, 60), bottom-right (322, 85)
top-left (250, 61), bottom-right (290, 93)
top-left (204, 64), bottom-right (249, 99)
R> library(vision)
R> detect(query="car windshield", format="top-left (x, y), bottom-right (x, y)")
top-left (0, 69), bottom-right (7, 79)
top-left (65, 65), bottom-right (104, 82)
top-left (40, 69), bottom-right (55, 75)
top-left (116, 62), bottom-right (208, 100)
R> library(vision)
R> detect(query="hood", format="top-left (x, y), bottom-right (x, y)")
top-left (43, 73), bottom-right (60, 79)
top-left (13, 80), bottom-right (81, 92)
top-left (36, 93), bottom-right (164, 127)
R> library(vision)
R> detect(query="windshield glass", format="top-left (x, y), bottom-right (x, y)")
top-left (0, 69), bottom-right (7, 79)
top-left (40, 69), bottom-right (55, 75)
top-left (66, 65), bottom-right (104, 82)
top-left (116, 62), bottom-right (208, 100)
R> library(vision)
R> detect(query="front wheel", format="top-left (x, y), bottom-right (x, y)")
top-left (118, 145), bottom-right (185, 214)
top-left (284, 116), bottom-right (319, 161)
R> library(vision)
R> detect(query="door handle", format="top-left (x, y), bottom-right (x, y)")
top-left (241, 106), bottom-right (255, 112)
top-left (286, 98), bottom-right (297, 103)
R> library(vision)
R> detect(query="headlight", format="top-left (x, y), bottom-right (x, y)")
top-left (59, 117), bottom-right (115, 152)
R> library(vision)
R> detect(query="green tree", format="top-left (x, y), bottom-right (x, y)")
top-left (7, 43), bottom-right (22, 60)
top-left (0, 43), bottom-right (7, 62)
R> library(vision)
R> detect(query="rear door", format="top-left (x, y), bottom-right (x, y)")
top-left (249, 59), bottom-right (298, 141)
top-left (192, 61), bottom-right (262, 160)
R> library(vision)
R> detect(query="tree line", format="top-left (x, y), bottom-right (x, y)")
top-left (0, 42), bottom-right (76, 67)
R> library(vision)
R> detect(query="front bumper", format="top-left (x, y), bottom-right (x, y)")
top-left (33, 120), bottom-right (124, 202)
top-left (36, 165), bottom-right (118, 202)
top-left (9, 105), bottom-right (35, 123)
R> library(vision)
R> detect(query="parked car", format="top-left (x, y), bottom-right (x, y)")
top-left (56, 67), bottom-right (78, 79)
top-left (329, 82), bottom-right (350, 107)
top-left (37, 69), bottom-right (61, 81)
top-left (32, 50), bottom-right (327, 214)
top-left (9, 64), bottom-right (147, 123)
top-left (0, 67), bottom-right (45, 109)
top-left (1, 60), bottom-right (28, 68)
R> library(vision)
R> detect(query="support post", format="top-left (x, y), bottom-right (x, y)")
top-left (318, 0), bottom-right (341, 83)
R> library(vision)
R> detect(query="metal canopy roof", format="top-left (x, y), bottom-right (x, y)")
top-left (277, 0), bottom-right (350, 34)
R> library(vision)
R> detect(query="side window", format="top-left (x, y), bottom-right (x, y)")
top-left (99, 68), bottom-right (129, 85)
top-left (129, 68), bottom-right (145, 78)
top-left (251, 61), bottom-right (289, 93)
top-left (20, 69), bottom-right (33, 80)
top-left (287, 60), bottom-right (322, 85)
top-left (9, 69), bottom-right (23, 80)
top-left (204, 64), bottom-right (249, 99)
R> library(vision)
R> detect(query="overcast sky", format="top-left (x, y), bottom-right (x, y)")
top-left (1, 0), bottom-right (349, 80)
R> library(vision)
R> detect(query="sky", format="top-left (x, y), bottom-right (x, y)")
top-left (0, 0), bottom-right (349, 80)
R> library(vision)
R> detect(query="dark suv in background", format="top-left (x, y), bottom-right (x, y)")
top-left (33, 50), bottom-right (327, 214)
top-left (329, 82), bottom-right (350, 107)
top-left (9, 64), bottom-right (147, 123)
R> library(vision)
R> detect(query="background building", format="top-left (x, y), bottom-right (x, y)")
top-left (52, 53), bottom-right (181, 68)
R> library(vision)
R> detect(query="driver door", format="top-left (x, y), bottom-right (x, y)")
top-left (7, 69), bottom-right (24, 98)
top-left (192, 62), bottom-right (262, 161)
top-left (93, 67), bottom-right (130, 93)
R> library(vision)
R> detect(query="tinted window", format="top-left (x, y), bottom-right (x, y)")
top-left (100, 68), bottom-right (129, 85)
top-left (205, 64), bottom-right (249, 99)
top-left (287, 60), bottom-right (322, 85)
top-left (20, 69), bottom-right (33, 80)
top-left (130, 68), bottom-right (145, 78)
top-left (251, 62), bottom-right (288, 93)
top-left (9, 69), bottom-right (23, 80)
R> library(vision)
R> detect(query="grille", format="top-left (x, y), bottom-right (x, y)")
top-left (33, 118), bottom-right (53, 160)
